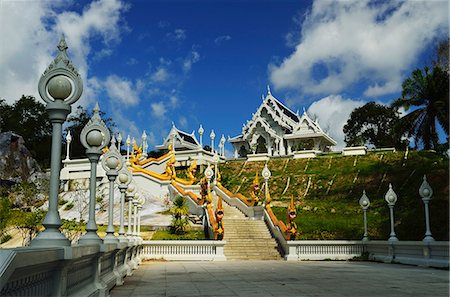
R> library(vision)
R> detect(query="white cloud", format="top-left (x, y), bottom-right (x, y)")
top-left (270, 1), bottom-right (448, 97)
top-left (214, 35), bottom-right (231, 45)
top-left (0, 0), bottom-right (127, 106)
top-left (151, 101), bottom-right (167, 118)
top-left (104, 75), bottom-right (140, 105)
top-left (307, 95), bottom-right (365, 150)
top-left (183, 50), bottom-right (200, 73)
top-left (151, 68), bottom-right (169, 82)
top-left (166, 28), bottom-right (186, 41)
top-left (178, 116), bottom-right (188, 128)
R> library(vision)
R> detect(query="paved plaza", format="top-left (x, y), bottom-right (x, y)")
top-left (111, 260), bottom-right (449, 297)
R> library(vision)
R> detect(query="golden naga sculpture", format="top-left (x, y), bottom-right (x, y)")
top-left (129, 142), bottom-right (143, 164)
top-left (164, 154), bottom-right (177, 179)
top-left (186, 160), bottom-right (197, 182)
top-left (199, 176), bottom-right (208, 204)
top-left (215, 196), bottom-right (224, 240)
top-left (285, 196), bottom-right (298, 240)
top-left (249, 172), bottom-right (260, 206)
top-left (216, 168), bottom-right (222, 185)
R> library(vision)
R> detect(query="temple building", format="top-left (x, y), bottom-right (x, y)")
top-left (229, 87), bottom-right (336, 159)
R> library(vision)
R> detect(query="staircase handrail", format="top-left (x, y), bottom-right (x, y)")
top-left (168, 182), bottom-right (204, 217)
top-left (214, 185), bottom-right (264, 219)
top-left (216, 184), bottom-right (254, 207)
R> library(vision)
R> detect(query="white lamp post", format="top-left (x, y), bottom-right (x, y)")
top-left (126, 135), bottom-right (131, 163)
top-left (141, 130), bottom-right (148, 158)
top-left (359, 190), bottom-right (370, 241)
top-left (385, 184), bottom-right (398, 242)
top-left (126, 182), bottom-right (136, 240)
top-left (65, 130), bottom-right (72, 161)
top-left (419, 175), bottom-right (434, 242)
top-left (101, 135), bottom-right (123, 244)
top-left (213, 153), bottom-right (220, 186)
top-left (133, 192), bottom-right (139, 243)
top-left (262, 164), bottom-right (271, 206)
top-left (198, 125), bottom-right (204, 148)
top-left (210, 130), bottom-right (215, 152)
top-left (117, 133), bottom-right (122, 155)
top-left (117, 168), bottom-right (132, 243)
top-left (204, 163), bottom-right (214, 189)
top-left (78, 103), bottom-right (110, 245)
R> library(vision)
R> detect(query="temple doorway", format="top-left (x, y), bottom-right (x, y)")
top-left (256, 136), bottom-right (268, 153)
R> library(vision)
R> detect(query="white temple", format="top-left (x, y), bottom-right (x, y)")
top-left (229, 87), bottom-right (336, 159)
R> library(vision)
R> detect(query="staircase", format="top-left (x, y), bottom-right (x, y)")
top-left (212, 193), bottom-right (282, 260)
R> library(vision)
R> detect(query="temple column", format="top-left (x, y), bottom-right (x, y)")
top-left (287, 140), bottom-right (292, 154)
top-left (280, 139), bottom-right (285, 156)
top-left (267, 137), bottom-right (272, 156)
top-left (233, 145), bottom-right (238, 159)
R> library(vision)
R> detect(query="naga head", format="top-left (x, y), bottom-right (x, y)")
top-left (288, 196), bottom-right (297, 222)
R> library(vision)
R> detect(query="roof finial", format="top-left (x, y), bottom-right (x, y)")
top-left (303, 107), bottom-right (306, 114)
top-left (262, 94), bottom-right (265, 101)
top-left (267, 85), bottom-right (271, 95)
top-left (57, 34), bottom-right (68, 52)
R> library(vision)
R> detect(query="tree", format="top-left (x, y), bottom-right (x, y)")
top-left (0, 96), bottom-right (52, 167)
top-left (169, 195), bottom-right (189, 235)
top-left (392, 66), bottom-right (449, 150)
top-left (11, 208), bottom-right (45, 246)
top-left (65, 106), bottom-right (116, 159)
top-left (343, 102), bottom-right (403, 148)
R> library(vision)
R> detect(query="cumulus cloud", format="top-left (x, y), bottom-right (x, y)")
top-left (151, 67), bottom-right (169, 82)
top-left (183, 50), bottom-right (200, 73)
top-left (214, 35), bottom-right (231, 45)
top-left (307, 95), bottom-right (365, 150)
top-left (104, 75), bottom-right (140, 105)
top-left (166, 28), bottom-right (186, 41)
top-left (0, 0), bottom-right (127, 106)
top-left (151, 101), bottom-right (167, 118)
top-left (270, 1), bottom-right (448, 97)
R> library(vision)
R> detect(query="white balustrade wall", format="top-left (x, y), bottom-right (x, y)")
top-left (142, 240), bottom-right (226, 261)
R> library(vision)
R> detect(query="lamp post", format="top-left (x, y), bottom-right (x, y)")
top-left (210, 130), bottom-right (215, 152)
top-left (419, 175), bottom-right (434, 242)
top-left (385, 184), bottom-right (398, 242)
top-left (133, 193), bottom-right (139, 243)
top-left (65, 130), bottom-right (72, 161)
top-left (32, 36), bottom-right (83, 247)
top-left (126, 135), bottom-right (131, 164)
top-left (117, 133), bottom-right (122, 154)
top-left (359, 190), bottom-right (370, 241)
top-left (117, 168), bottom-right (132, 243)
top-left (78, 103), bottom-right (110, 245)
top-left (220, 134), bottom-right (226, 157)
top-left (137, 195), bottom-right (145, 242)
top-left (142, 130), bottom-right (148, 158)
top-left (213, 153), bottom-right (219, 186)
top-left (262, 163), bottom-right (271, 206)
top-left (198, 125), bottom-right (204, 148)
top-left (204, 163), bottom-right (214, 189)
top-left (101, 136), bottom-right (123, 244)
top-left (126, 182), bottom-right (136, 240)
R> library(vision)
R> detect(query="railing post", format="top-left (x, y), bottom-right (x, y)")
top-left (117, 169), bottom-right (132, 243)
top-left (126, 182), bottom-right (136, 243)
top-left (32, 36), bottom-right (82, 247)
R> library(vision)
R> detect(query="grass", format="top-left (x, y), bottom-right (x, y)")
top-left (220, 150), bottom-right (449, 241)
top-left (150, 230), bottom-right (205, 240)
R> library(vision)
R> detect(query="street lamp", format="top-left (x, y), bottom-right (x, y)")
top-left (210, 130), bottom-right (215, 152)
top-left (359, 190), bottom-right (370, 241)
top-left (204, 163), bottom-right (214, 190)
top-left (65, 130), bottom-right (72, 161)
top-left (142, 130), bottom-right (148, 158)
top-left (198, 124), bottom-right (204, 148)
top-left (419, 175), bottom-right (434, 242)
top-left (126, 181), bottom-right (136, 241)
top-left (126, 135), bottom-right (131, 163)
top-left (262, 163), bottom-right (271, 206)
top-left (385, 184), bottom-right (398, 242)
top-left (220, 134), bottom-right (226, 156)
top-left (78, 103), bottom-right (110, 245)
top-left (32, 35), bottom-right (83, 247)
top-left (117, 168), bottom-right (132, 243)
top-left (213, 153), bottom-right (219, 186)
top-left (101, 136), bottom-right (123, 244)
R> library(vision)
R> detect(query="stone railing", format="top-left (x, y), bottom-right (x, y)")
top-left (214, 185), bottom-right (264, 219)
top-left (0, 243), bottom-right (143, 297)
top-left (141, 240), bottom-right (226, 261)
top-left (263, 209), bottom-right (449, 267)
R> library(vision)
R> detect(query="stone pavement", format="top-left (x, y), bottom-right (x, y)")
top-left (110, 260), bottom-right (449, 297)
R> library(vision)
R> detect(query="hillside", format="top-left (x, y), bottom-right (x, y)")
top-left (219, 151), bottom-right (449, 241)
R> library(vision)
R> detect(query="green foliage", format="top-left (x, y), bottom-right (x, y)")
top-left (65, 105), bottom-right (116, 159)
top-left (169, 195), bottom-right (189, 235)
top-left (64, 202), bottom-right (74, 210)
top-left (60, 219), bottom-right (85, 243)
top-left (343, 102), bottom-right (404, 149)
top-left (151, 230), bottom-right (205, 240)
top-left (11, 209), bottom-right (46, 246)
top-left (220, 151), bottom-right (449, 240)
top-left (0, 96), bottom-right (52, 167)
top-left (0, 197), bottom-right (12, 236)
top-left (392, 66), bottom-right (449, 151)
top-left (0, 233), bottom-right (12, 244)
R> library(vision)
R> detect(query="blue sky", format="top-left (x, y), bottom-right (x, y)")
top-left (1, 0), bottom-right (448, 153)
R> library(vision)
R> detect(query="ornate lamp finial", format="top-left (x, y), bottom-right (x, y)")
top-left (57, 35), bottom-right (68, 52)
top-left (267, 85), bottom-right (271, 95)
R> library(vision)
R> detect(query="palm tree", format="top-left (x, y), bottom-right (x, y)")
top-left (392, 66), bottom-right (449, 150)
